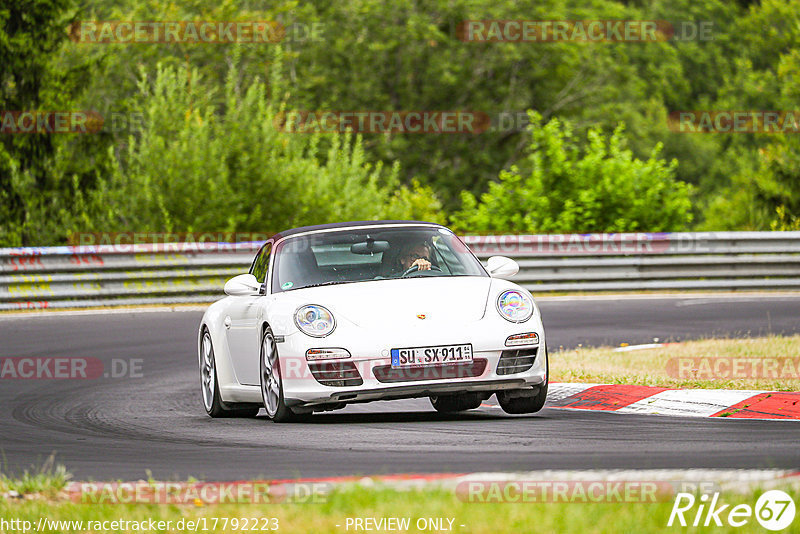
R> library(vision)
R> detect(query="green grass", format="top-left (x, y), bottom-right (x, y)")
top-left (0, 456), bottom-right (70, 499)
top-left (2, 482), bottom-right (799, 533)
top-left (552, 335), bottom-right (800, 390)
top-left (2, 461), bottom-right (799, 533)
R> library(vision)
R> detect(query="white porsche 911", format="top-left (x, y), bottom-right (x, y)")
top-left (198, 221), bottom-right (548, 422)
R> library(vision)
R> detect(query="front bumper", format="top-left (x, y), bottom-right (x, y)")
top-left (278, 315), bottom-right (547, 407)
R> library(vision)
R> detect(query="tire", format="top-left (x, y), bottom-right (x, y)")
top-left (260, 326), bottom-right (300, 423)
top-left (200, 329), bottom-right (259, 418)
top-left (429, 392), bottom-right (483, 413)
top-left (497, 345), bottom-right (549, 415)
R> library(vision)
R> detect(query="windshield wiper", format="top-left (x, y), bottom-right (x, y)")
top-left (302, 280), bottom-right (352, 288)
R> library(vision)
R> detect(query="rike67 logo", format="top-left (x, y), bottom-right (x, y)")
top-left (668, 490), bottom-right (796, 530)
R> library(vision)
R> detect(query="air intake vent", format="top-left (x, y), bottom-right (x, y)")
top-left (308, 361), bottom-right (363, 387)
top-left (497, 348), bottom-right (537, 375)
top-left (373, 359), bottom-right (487, 383)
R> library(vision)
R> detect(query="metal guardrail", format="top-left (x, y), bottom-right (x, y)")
top-left (1, 232), bottom-right (800, 310)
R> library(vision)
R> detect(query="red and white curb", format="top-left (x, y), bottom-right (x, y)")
top-left (545, 383), bottom-right (800, 420)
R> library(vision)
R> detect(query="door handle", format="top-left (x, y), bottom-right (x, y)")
top-left (224, 316), bottom-right (232, 329)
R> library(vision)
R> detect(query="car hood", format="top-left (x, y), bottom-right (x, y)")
top-left (287, 276), bottom-right (493, 328)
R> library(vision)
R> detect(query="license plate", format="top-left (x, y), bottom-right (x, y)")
top-left (390, 344), bottom-right (473, 368)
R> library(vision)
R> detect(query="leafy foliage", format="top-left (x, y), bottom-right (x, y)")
top-left (84, 55), bottom-right (442, 236)
top-left (452, 113), bottom-right (692, 233)
top-left (1, 0), bottom-right (799, 245)
top-left (0, 0), bottom-right (109, 245)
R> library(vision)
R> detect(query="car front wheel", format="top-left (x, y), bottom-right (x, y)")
top-left (497, 345), bottom-right (549, 414)
top-left (260, 326), bottom-right (300, 423)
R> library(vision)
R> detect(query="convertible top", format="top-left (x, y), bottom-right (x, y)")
top-left (269, 220), bottom-right (445, 243)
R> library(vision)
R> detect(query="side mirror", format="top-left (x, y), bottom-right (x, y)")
top-left (224, 274), bottom-right (261, 296)
top-left (486, 256), bottom-right (519, 278)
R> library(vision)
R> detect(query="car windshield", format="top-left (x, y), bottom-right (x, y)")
top-left (271, 226), bottom-right (487, 293)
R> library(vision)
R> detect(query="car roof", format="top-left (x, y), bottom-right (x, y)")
top-left (269, 220), bottom-right (446, 243)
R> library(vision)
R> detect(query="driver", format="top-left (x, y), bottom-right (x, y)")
top-left (396, 241), bottom-right (432, 272)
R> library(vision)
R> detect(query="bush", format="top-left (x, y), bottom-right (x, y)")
top-left (84, 54), bottom-right (442, 237)
top-left (451, 112), bottom-right (693, 234)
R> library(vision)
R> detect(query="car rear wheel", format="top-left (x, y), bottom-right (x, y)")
top-left (497, 345), bottom-right (549, 414)
top-left (200, 330), bottom-right (259, 418)
top-left (260, 326), bottom-right (301, 423)
top-left (429, 393), bottom-right (483, 412)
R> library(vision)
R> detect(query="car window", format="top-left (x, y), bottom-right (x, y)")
top-left (311, 243), bottom-right (383, 266)
top-left (272, 227), bottom-right (486, 293)
top-left (250, 242), bottom-right (272, 283)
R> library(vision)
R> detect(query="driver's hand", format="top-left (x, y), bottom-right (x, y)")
top-left (411, 258), bottom-right (431, 271)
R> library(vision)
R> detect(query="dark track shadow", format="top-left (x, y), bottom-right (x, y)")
top-left (255, 409), bottom-right (551, 425)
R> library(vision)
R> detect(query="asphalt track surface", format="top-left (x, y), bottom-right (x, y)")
top-left (1, 295), bottom-right (799, 480)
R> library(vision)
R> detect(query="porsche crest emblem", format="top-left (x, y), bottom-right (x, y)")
top-left (416, 314), bottom-right (426, 320)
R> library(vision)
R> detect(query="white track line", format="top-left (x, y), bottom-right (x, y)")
top-left (612, 343), bottom-right (665, 352)
top-left (616, 389), bottom-right (767, 417)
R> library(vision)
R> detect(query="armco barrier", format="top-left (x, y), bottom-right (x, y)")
top-left (1, 232), bottom-right (799, 310)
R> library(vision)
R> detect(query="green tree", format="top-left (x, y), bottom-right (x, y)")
top-left (700, 0), bottom-right (800, 230)
top-left (5, 0), bottom-right (799, 244)
top-left (452, 112), bottom-right (692, 233)
top-left (85, 56), bottom-right (442, 236)
top-left (74, 0), bottom-right (698, 210)
top-left (0, 0), bottom-right (109, 245)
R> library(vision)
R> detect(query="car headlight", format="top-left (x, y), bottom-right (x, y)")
top-left (496, 290), bottom-right (533, 323)
top-left (294, 305), bottom-right (336, 337)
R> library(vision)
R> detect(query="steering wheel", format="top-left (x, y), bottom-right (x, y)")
top-left (401, 264), bottom-right (442, 277)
